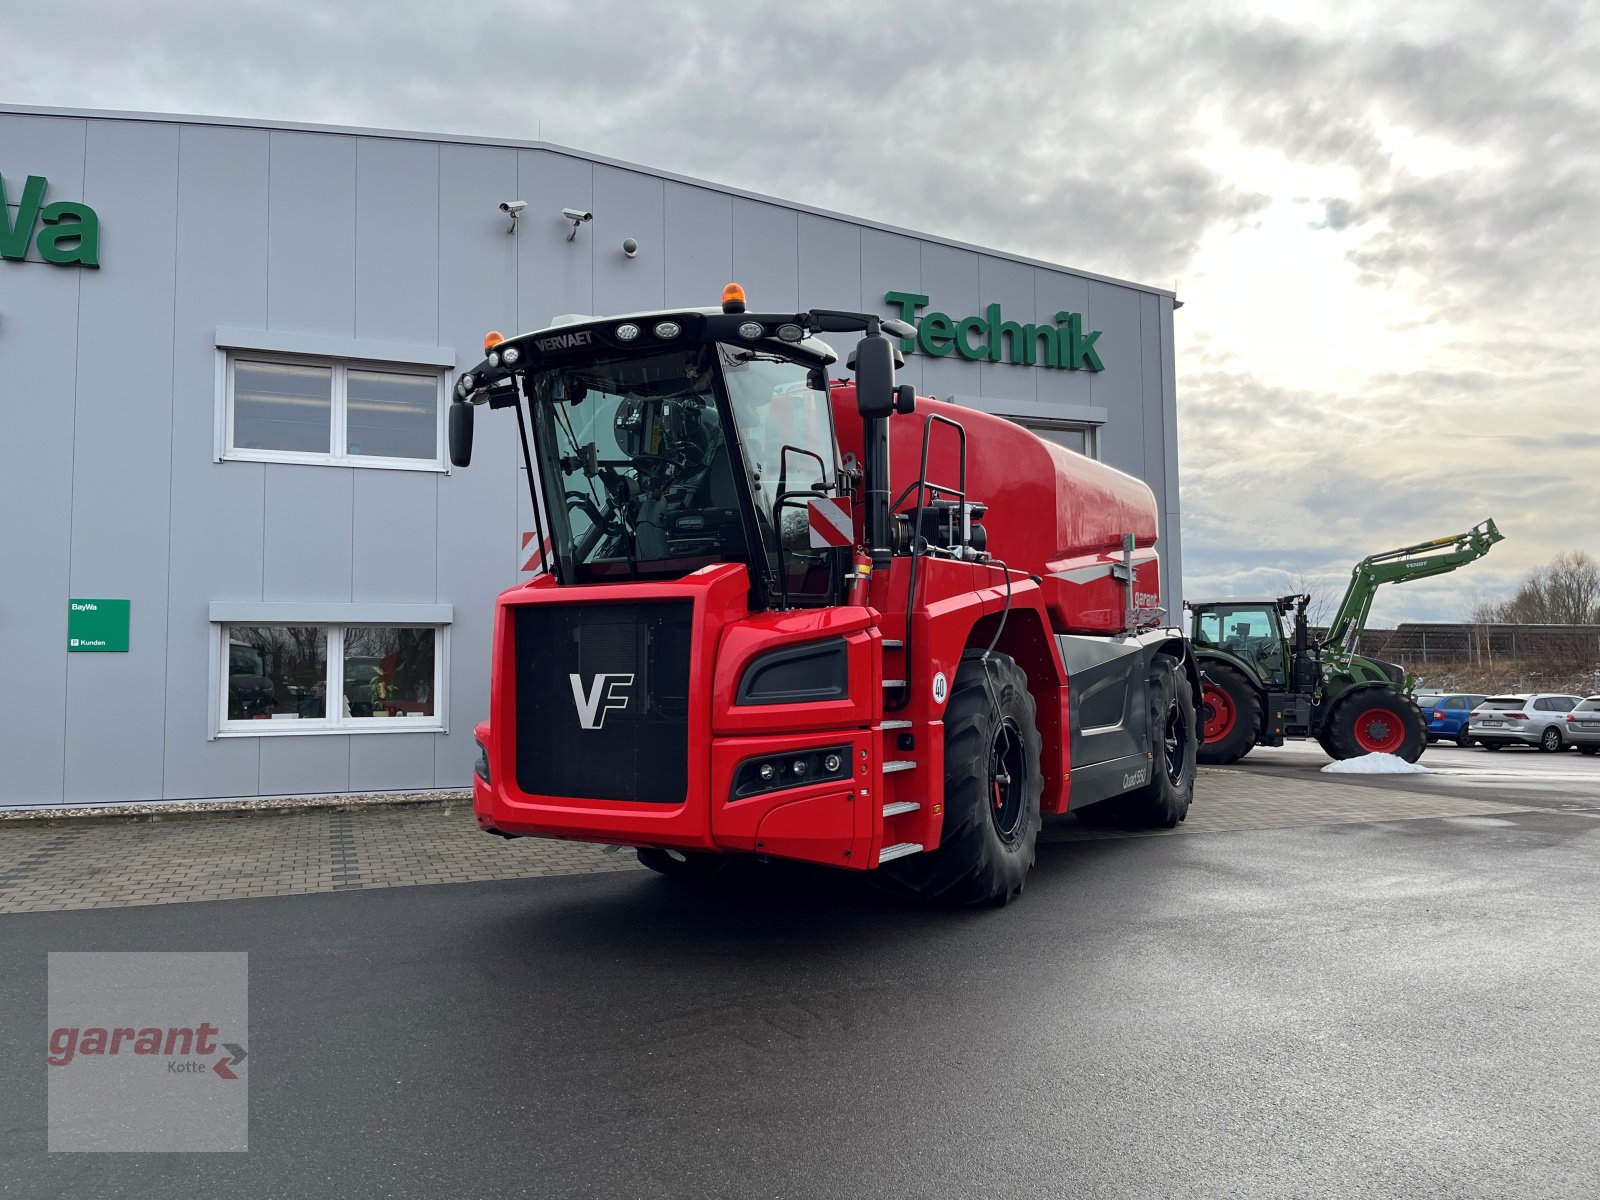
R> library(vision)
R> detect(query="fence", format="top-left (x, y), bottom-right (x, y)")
top-left (1346, 623), bottom-right (1600, 695)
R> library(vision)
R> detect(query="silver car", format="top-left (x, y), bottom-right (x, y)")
top-left (1563, 697), bottom-right (1600, 756)
top-left (1470, 693), bottom-right (1585, 751)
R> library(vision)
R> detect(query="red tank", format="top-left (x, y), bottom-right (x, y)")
top-left (831, 387), bottom-right (1163, 635)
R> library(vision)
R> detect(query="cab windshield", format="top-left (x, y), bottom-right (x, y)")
top-left (529, 344), bottom-right (839, 601)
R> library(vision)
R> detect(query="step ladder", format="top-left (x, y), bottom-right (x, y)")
top-left (874, 632), bottom-right (929, 866)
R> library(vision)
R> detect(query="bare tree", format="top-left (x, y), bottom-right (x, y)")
top-left (1479, 551), bottom-right (1600, 625)
top-left (1273, 569), bottom-right (1339, 630)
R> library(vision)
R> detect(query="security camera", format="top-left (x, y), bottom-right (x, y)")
top-left (499, 199), bottom-right (527, 235)
top-left (562, 208), bottom-right (593, 223)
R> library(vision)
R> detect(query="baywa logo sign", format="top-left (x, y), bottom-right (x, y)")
top-left (1, 171), bottom-right (100, 267)
top-left (885, 291), bottom-right (1103, 371)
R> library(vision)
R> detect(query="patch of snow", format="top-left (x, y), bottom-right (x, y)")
top-left (1321, 753), bottom-right (1433, 775)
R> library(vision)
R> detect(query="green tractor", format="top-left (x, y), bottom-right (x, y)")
top-left (1189, 520), bottom-right (1504, 764)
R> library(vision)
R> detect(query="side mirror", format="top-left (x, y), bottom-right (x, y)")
top-left (448, 401), bottom-right (474, 468)
top-left (852, 333), bottom-right (896, 418)
top-left (893, 383), bottom-right (916, 415)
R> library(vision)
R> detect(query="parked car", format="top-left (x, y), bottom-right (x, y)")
top-left (1563, 697), bottom-right (1600, 756)
top-left (1419, 693), bottom-right (1489, 747)
top-left (1469, 693), bottom-right (1585, 751)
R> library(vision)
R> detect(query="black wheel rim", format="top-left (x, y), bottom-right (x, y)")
top-left (988, 717), bottom-right (1028, 844)
top-left (1162, 697), bottom-right (1188, 785)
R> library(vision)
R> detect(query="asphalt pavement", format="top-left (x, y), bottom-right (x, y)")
top-left (3, 750), bottom-right (1599, 1198)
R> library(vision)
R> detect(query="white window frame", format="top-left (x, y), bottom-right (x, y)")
top-left (1012, 417), bottom-right (1101, 460)
top-left (210, 613), bottom-right (450, 738)
top-left (216, 349), bottom-right (450, 473)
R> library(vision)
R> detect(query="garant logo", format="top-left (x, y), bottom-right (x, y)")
top-left (47, 1023), bottom-right (247, 1080)
top-left (569, 673), bottom-right (634, 730)
top-left (534, 330), bottom-right (593, 352)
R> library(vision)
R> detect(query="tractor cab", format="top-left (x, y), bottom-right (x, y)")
top-left (1187, 596), bottom-right (1302, 689)
top-left (447, 287), bottom-right (909, 611)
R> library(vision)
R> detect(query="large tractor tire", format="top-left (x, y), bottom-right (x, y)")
top-left (1324, 689), bottom-right (1428, 763)
top-left (880, 651), bottom-right (1042, 907)
top-left (1197, 661), bottom-right (1261, 765)
top-left (1103, 655), bottom-right (1196, 828)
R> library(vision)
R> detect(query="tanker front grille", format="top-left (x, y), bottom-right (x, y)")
top-left (513, 601), bottom-right (691, 804)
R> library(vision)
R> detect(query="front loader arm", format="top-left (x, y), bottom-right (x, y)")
top-left (1323, 519), bottom-right (1504, 654)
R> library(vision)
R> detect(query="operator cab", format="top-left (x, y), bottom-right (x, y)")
top-left (1187, 597), bottom-right (1295, 687)
top-left (450, 287), bottom-right (890, 610)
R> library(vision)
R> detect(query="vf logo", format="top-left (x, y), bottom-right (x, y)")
top-left (569, 673), bottom-right (634, 730)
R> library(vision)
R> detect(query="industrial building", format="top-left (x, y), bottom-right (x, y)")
top-left (0, 105), bottom-right (1182, 807)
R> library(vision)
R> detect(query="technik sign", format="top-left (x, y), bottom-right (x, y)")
top-left (885, 290), bottom-right (1102, 370)
top-left (1, 172), bottom-right (100, 267)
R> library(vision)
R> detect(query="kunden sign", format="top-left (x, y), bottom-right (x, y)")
top-left (1, 172), bottom-right (100, 267)
top-left (885, 290), bottom-right (1103, 371)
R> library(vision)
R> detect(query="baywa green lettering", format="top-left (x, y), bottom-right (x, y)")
top-left (0, 172), bottom-right (100, 268)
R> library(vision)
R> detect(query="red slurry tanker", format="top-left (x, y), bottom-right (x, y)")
top-left (449, 285), bottom-right (1198, 905)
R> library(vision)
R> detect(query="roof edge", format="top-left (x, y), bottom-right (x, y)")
top-left (0, 103), bottom-right (1177, 300)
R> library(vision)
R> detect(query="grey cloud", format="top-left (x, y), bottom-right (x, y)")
top-left (6, 0), bottom-right (1596, 622)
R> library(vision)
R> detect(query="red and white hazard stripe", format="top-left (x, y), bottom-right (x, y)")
top-left (521, 531), bottom-right (552, 573)
top-left (808, 497), bottom-right (855, 549)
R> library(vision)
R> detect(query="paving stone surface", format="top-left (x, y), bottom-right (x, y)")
top-left (0, 771), bottom-right (1532, 914)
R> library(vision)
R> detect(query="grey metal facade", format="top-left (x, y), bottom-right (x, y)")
top-left (0, 106), bottom-right (1181, 807)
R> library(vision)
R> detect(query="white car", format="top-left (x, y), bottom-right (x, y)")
top-left (1470, 693), bottom-right (1585, 752)
top-left (1563, 697), bottom-right (1600, 756)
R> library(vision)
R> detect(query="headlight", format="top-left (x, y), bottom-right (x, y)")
top-left (615, 322), bottom-right (641, 341)
top-left (653, 320), bottom-right (682, 339)
top-left (729, 745), bottom-right (851, 800)
top-left (474, 740), bottom-right (491, 786)
top-left (501, 346), bottom-right (521, 365)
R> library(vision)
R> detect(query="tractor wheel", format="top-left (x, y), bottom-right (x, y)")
top-left (1539, 725), bottom-right (1564, 753)
top-left (1326, 690), bottom-right (1427, 763)
top-left (880, 650), bottom-right (1042, 907)
top-left (1107, 656), bottom-right (1196, 828)
top-left (636, 847), bottom-right (742, 883)
top-left (1314, 730), bottom-right (1341, 758)
top-left (1197, 662), bottom-right (1261, 765)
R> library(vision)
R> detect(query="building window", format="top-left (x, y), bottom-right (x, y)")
top-left (220, 623), bottom-right (444, 734)
top-left (224, 352), bottom-right (447, 469)
top-left (1016, 419), bottom-right (1099, 459)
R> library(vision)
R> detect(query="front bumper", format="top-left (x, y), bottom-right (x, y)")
top-left (474, 725), bottom-right (876, 867)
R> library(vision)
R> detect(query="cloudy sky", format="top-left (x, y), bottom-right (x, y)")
top-left (9, 0), bottom-right (1597, 624)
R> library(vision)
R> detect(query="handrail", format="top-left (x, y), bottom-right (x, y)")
top-left (888, 413), bottom-right (968, 712)
top-left (772, 443), bottom-right (838, 611)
